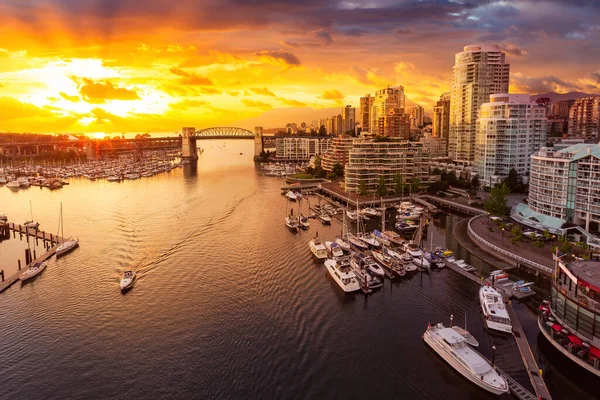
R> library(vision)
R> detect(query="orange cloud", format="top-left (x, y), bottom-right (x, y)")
top-left (169, 67), bottom-right (213, 85)
top-left (241, 99), bottom-right (272, 110)
top-left (320, 89), bottom-right (344, 100)
top-left (255, 50), bottom-right (301, 69)
top-left (249, 87), bottom-right (276, 96)
top-left (75, 78), bottom-right (140, 104)
top-left (279, 98), bottom-right (307, 107)
top-left (170, 99), bottom-right (210, 110)
top-left (60, 92), bottom-right (80, 102)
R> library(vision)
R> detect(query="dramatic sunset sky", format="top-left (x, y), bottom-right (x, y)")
top-left (1, 0), bottom-right (599, 133)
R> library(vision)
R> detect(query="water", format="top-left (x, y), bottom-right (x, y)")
top-left (0, 140), bottom-right (593, 399)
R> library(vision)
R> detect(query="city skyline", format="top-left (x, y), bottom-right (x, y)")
top-left (1, 0), bottom-right (600, 133)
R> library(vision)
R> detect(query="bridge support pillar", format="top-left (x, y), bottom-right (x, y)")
top-left (182, 127), bottom-right (198, 160)
top-left (254, 126), bottom-right (264, 160)
top-left (86, 141), bottom-right (99, 160)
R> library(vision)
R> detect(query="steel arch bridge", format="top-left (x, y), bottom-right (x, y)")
top-left (191, 127), bottom-right (255, 139)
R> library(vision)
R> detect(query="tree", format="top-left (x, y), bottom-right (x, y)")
top-left (376, 176), bottom-right (387, 196)
top-left (393, 174), bottom-right (404, 196)
top-left (358, 180), bottom-right (368, 196)
top-left (503, 168), bottom-right (519, 191)
top-left (332, 163), bottom-right (344, 178)
top-left (410, 177), bottom-right (421, 194)
top-left (318, 125), bottom-right (327, 136)
top-left (314, 154), bottom-right (322, 170)
top-left (484, 183), bottom-right (511, 216)
top-left (471, 176), bottom-right (480, 189)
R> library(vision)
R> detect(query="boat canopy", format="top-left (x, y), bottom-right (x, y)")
top-left (551, 323), bottom-right (564, 332)
top-left (567, 335), bottom-right (583, 346)
top-left (589, 346), bottom-right (600, 359)
top-left (372, 230), bottom-right (383, 238)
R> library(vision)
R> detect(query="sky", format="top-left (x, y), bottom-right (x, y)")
top-left (0, 0), bottom-right (600, 134)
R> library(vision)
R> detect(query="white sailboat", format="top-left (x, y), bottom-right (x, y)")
top-left (19, 261), bottom-right (47, 281)
top-left (56, 203), bottom-right (79, 258)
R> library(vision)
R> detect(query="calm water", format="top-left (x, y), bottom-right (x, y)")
top-left (0, 140), bottom-right (593, 399)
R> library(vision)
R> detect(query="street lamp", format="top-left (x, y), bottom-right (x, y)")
top-left (501, 227), bottom-right (505, 245)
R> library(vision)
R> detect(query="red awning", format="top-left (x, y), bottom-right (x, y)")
top-left (590, 346), bottom-right (600, 359)
top-left (551, 324), bottom-right (564, 332)
top-left (568, 335), bottom-right (583, 346)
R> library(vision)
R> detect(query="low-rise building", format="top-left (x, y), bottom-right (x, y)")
top-left (344, 140), bottom-right (427, 194)
top-left (275, 137), bottom-right (331, 161)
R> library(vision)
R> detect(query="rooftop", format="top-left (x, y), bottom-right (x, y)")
top-left (556, 143), bottom-right (600, 161)
top-left (568, 260), bottom-right (600, 289)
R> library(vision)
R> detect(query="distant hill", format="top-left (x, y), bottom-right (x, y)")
top-left (532, 91), bottom-right (599, 102)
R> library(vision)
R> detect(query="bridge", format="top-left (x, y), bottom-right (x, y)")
top-left (182, 127), bottom-right (265, 160)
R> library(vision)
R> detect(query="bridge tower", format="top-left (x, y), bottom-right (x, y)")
top-left (86, 140), bottom-right (99, 161)
top-left (182, 127), bottom-right (198, 160)
top-left (254, 126), bottom-right (264, 159)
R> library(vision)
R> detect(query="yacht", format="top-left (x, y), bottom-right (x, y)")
top-left (423, 323), bottom-right (509, 395)
top-left (371, 230), bottom-right (390, 247)
top-left (325, 241), bottom-right (344, 258)
top-left (395, 221), bottom-right (418, 233)
top-left (412, 256), bottom-right (431, 270)
top-left (489, 270), bottom-right (509, 283)
top-left (372, 250), bottom-right (406, 277)
top-left (285, 191), bottom-right (298, 201)
top-left (56, 239), bottom-right (80, 258)
top-left (335, 236), bottom-right (352, 252)
top-left (366, 257), bottom-right (386, 277)
top-left (324, 258), bottom-right (360, 293)
top-left (317, 213), bottom-right (332, 225)
top-left (6, 181), bottom-right (20, 191)
top-left (309, 235), bottom-right (328, 260)
top-left (479, 285), bottom-right (512, 333)
top-left (358, 233), bottom-right (380, 249)
top-left (403, 243), bottom-right (423, 258)
top-left (19, 262), bottom-right (48, 281)
top-left (299, 215), bottom-right (310, 230)
top-left (346, 233), bottom-right (368, 251)
top-left (107, 175), bottom-right (121, 182)
top-left (350, 256), bottom-right (383, 290)
top-left (382, 230), bottom-right (404, 246)
top-left (120, 270), bottom-right (136, 290)
top-left (362, 207), bottom-right (381, 217)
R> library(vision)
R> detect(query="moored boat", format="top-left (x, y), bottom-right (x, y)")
top-left (325, 241), bottom-right (344, 258)
top-left (324, 258), bottom-right (360, 293)
top-left (479, 285), bottom-right (512, 333)
top-left (335, 236), bottom-right (352, 252)
top-left (19, 262), bottom-right (48, 281)
top-left (309, 233), bottom-right (328, 260)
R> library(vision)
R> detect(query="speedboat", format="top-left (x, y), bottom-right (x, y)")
top-left (362, 207), bottom-right (381, 217)
top-left (325, 241), bottom-right (344, 258)
top-left (318, 213), bottom-right (332, 225)
top-left (412, 256), bottom-right (431, 270)
top-left (335, 236), bottom-right (352, 252)
top-left (285, 191), bottom-right (298, 201)
top-left (489, 270), bottom-right (509, 283)
top-left (120, 270), bottom-right (136, 290)
top-left (423, 323), bottom-right (508, 395)
top-left (56, 239), bottom-right (79, 258)
top-left (479, 285), bottom-right (512, 333)
top-left (19, 262), bottom-right (47, 281)
top-left (350, 255), bottom-right (383, 290)
top-left (324, 258), bottom-right (360, 293)
top-left (359, 233), bottom-right (380, 248)
top-left (309, 235), bottom-right (328, 260)
top-left (366, 257), bottom-right (386, 277)
top-left (403, 242), bottom-right (422, 257)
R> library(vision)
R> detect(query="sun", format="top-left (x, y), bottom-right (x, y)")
top-left (92, 132), bottom-right (107, 139)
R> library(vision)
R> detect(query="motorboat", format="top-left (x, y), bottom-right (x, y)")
top-left (411, 256), bottom-right (431, 270)
top-left (317, 213), bottom-right (332, 225)
top-left (17, 177), bottom-right (30, 188)
top-left (309, 234), bottom-right (328, 260)
top-left (107, 175), bottom-right (121, 182)
top-left (324, 258), bottom-right (360, 293)
top-left (396, 211), bottom-right (421, 220)
top-left (455, 260), bottom-right (476, 272)
top-left (285, 204), bottom-right (299, 232)
top-left (325, 241), bottom-right (344, 258)
top-left (346, 210), bottom-right (359, 221)
top-left (346, 233), bottom-right (368, 251)
top-left (372, 249), bottom-right (406, 277)
top-left (423, 323), bottom-right (508, 395)
top-left (371, 230), bottom-right (390, 247)
top-left (382, 230), bottom-right (404, 246)
top-left (6, 181), bottom-right (20, 191)
top-left (335, 236), bottom-right (352, 253)
top-left (403, 243), bottom-right (423, 258)
top-left (299, 215), bottom-right (310, 230)
top-left (358, 233), bottom-right (380, 249)
top-left (286, 191), bottom-right (298, 201)
top-left (362, 207), bottom-right (381, 217)
top-left (366, 257), bottom-right (386, 277)
top-left (120, 270), bottom-right (136, 290)
top-left (56, 239), bottom-right (79, 258)
top-left (350, 256), bottom-right (383, 290)
top-left (395, 221), bottom-right (417, 232)
top-left (479, 285), bottom-right (512, 333)
top-left (489, 270), bottom-right (509, 284)
top-left (19, 262), bottom-right (48, 281)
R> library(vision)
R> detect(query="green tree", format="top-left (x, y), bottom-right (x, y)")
top-left (314, 154), bottom-right (322, 170)
top-left (393, 174), bottom-right (404, 196)
top-left (358, 180), bottom-right (368, 196)
top-left (543, 229), bottom-right (553, 242)
top-left (533, 240), bottom-right (545, 248)
top-left (484, 183), bottom-right (511, 216)
top-left (410, 177), bottom-right (421, 194)
top-left (318, 125), bottom-right (327, 136)
top-left (332, 163), bottom-right (344, 178)
top-left (503, 168), bottom-right (519, 191)
top-left (471, 175), bottom-right (480, 189)
top-left (376, 176), bottom-right (387, 196)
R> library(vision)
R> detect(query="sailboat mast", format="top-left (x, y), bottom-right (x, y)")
top-left (61, 202), bottom-right (64, 239)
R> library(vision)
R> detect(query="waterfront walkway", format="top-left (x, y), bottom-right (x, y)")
top-left (469, 215), bottom-right (554, 271)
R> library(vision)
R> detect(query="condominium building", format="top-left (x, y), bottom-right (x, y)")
top-left (552, 99), bottom-right (574, 119)
top-left (344, 140), bottom-right (427, 194)
top-left (409, 105), bottom-right (425, 129)
top-left (514, 144), bottom-right (600, 236)
top-left (371, 86), bottom-right (406, 136)
top-left (342, 105), bottom-right (356, 134)
top-left (433, 92), bottom-right (451, 139)
top-left (275, 137), bottom-right (331, 161)
top-left (333, 114), bottom-right (343, 135)
top-left (419, 134), bottom-right (448, 158)
top-left (376, 112), bottom-right (410, 139)
top-left (568, 97), bottom-right (600, 139)
top-left (321, 136), bottom-right (355, 171)
top-left (360, 94), bottom-right (374, 133)
top-left (449, 44), bottom-right (510, 164)
top-left (475, 94), bottom-right (547, 187)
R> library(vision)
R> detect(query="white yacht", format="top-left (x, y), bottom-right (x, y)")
top-left (359, 233), bottom-right (380, 248)
top-left (479, 285), bottom-right (512, 333)
top-left (56, 239), bottom-right (79, 258)
top-left (6, 181), bottom-right (20, 190)
top-left (366, 257), bottom-right (386, 277)
top-left (423, 323), bottom-right (509, 395)
top-left (403, 242), bottom-right (422, 257)
top-left (325, 241), bottom-right (344, 258)
top-left (335, 236), bottom-right (351, 252)
top-left (120, 270), bottom-right (136, 290)
top-left (317, 213), bottom-right (332, 225)
top-left (19, 262), bottom-right (48, 281)
top-left (324, 258), bottom-right (360, 293)
top-left (309, 235), bottom-right (328, 260)
top-left (285, 191), bottom-right (298, 201)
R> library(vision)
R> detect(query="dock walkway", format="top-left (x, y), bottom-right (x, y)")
top-left (6, 222), bottom-right (63, 244)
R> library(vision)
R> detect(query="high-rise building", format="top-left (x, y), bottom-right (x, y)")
top-left (449, 44), bottom-right (510, 164)
top-left (475, 94), bottom-right (547, 187)
top-left (326, 118), bottom-right (334, 134)
top-left (377, 112), bottom-right (410, 139)
top-left (360, 95), bottom-right (374, 133)
top-left (342, 105), bottom-right (356, 135)
top-left (552, 100), bottom-right (575, 119)
top-left (371, 86), bottom-right (406, 136)
top-left (409, 105), bottom-right (425, 129)
top-left (432, 92), bottom-right (451, 139)
top-left (568, 97), bottom-right (600, 139)
top-left (344, 140), bottom-right (427, 194)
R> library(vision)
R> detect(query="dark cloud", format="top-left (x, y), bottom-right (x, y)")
top-left (169, 67), bottom-right (213, 85)
top-left (74, 78), bottom-right (140, 103)
top-left (511, 73), bottom-right (581, 94)
top-left (590, 71), bottom-right (600, 84)
top-left (313, 29), bottom-right (333, 44)
top-left (254, 50), bottom-right (301, 67)
top-left (500, 43), bottom-right (527, 57)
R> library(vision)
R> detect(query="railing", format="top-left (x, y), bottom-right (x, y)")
top-left (468, 215), bottom-right (554, 275)
top-left (420, 195), bottom-right (487, 215)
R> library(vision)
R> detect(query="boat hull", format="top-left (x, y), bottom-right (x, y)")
top-left (56, 241), bottom-right (79, 258)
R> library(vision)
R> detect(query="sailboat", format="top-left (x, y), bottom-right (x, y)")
top-left (56, 203), bottom-right (79, 258)
top-left (24, 200), bottom-right (39, 229)
top-left (285, 200), bottom-right (299, 232)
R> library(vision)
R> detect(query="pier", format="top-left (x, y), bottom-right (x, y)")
top-left (0, 222), bottom-right (64, 294)
top-left (420, 195), bottom-right (487, 216)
